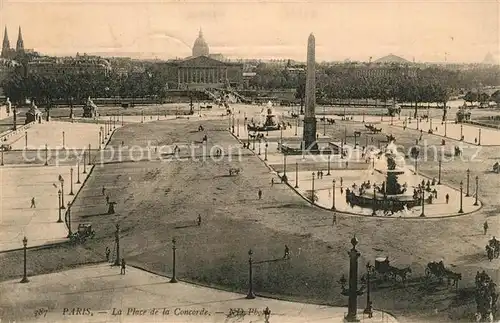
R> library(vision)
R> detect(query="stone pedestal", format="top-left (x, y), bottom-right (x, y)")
top-left (303, 117), bottom-right (318, 151)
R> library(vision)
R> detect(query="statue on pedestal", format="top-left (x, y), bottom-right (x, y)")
top-left (83, 97), bottom-right (98, 118)
top-left (5, 97), bottom-right (11, 115)
top-left (25, 100), bottom-right (43, 124)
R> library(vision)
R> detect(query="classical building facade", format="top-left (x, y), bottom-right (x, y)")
top-left (162, 30), bottom-right (243, 89)
top-left (27, 54), bottom-right (112, 76)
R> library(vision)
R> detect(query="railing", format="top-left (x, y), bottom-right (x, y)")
top-left (0, 121), bottom-right (36, 147)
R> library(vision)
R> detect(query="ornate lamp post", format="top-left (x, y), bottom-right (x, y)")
top-left (311, 172), bottom-right (315, 203)
top-left (420, 189), bottom-right (425, 217)
top-left (25, 131), bottom-right (27, 149)
top-left (1, 144), bottom-right (4, 166)
top-left (44, 144), bottom-right (48, 166)
top-left (121, 114), bottom-right (124, 126)
top-left (59, 176), bottom-right (65, 209)
top-left (295, 118), bottom-right (298, 136)
top-left (460, 124), bottom-right (463, 140)
top-left (444, 120), bottom-right (447, 137)
top-left (338, 237), bottom-right (364, 322)
top-left (264, 142), bottom-right (268, 161)
top-left (438, 159), bottom-right (442, 185)
top-left (114, 224), bottom-right (120, 266)
top-left (283, 153), bottom-right (287, 179)
top-left (295, 162), bottom-right (299, 188)
top-left (170, 238), bottom-right (178, 283)
top-left (466, 169), bottom-right (470, 197)
top-left (66, 202), bottom-right (72, 237)
top-left (363, 262), bottom-right (375, 317)
top-left (474, 176), bottom-right (479, 206)
top-left (83, 152), bottom-right (87, 174)
top-left (458, 181), bottom-right (464, 213)
top-left (88, 144), bottom-right (92, 165)
top-left (77, 161), bottom-right (81, 184)
top-left (99, 131), bottom-right (102, 150)
top-left (478, 129), bottom-right (481, 146)
top-left (258, 139), bottom-right (261, 155)
top-left (280, 127), bottom-right (283, 151)
top-left (246, 249), bottom-right (255, 299)
top-left (327, 154), bottom-right (331, 176)
top-left (20, 236), bottom-right (29, 283)
top-left (69, 168), bottom-right (74, 195)
top-left (332, 179), bottom-right (336, 210)
top-left (57, 190), bottom-right (63, 223)
top-left (237, 119), bottom-right (240, 137)
top-left (62, 131), bottom-right (65, 149)
top-left (372, 186), bottom-right (376, 216)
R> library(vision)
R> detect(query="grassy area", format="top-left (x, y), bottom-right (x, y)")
top-left (0, 117), bottom-right (498, 322)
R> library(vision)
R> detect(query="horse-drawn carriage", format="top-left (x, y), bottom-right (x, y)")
top-left (425, 261), bottom-right (462, 289)
top-left (373, 257), bottom-right (412, 283)
top-left (69, 223), bottom-right (96, 244)
top-left (229, 168), bottom-right (241, 176)
top-left (486, 237), bottom-right (500, 261)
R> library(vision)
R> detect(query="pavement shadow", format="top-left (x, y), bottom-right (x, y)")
top-left (213, 175), bottom-right (234, 178)
top-left (454, 252), bottom-right (487, 265)
top-left (174, 222), bottom-right (199, 229)
top-left (80, 212), bottom-right (110, 219)
top-left (254, 257), bottom-right (286, 264)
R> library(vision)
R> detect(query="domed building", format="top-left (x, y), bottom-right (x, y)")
top-left (192, 29), bottom-right (209, 57)
top-left (161, 29), bottom-right (243, 90)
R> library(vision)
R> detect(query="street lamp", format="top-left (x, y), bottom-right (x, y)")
top-left (363, 262), bottom-right (375, 317)
top-left (20, 236), bottom-right (29, 283)
top-left (170, 238), bottom-right (178, 283)
top-left (66, 202), bottom-right (72, 237)
top-left (460, 124), bottom-right (463, 141)
top-left (295, 162), bottom-right (299, 188)
top-left (444, 120), bottom-right (447, 137)
top-left (264, 142), bottom-right (268, 161)
top-left (458, 181), bottom-right (464, 213)
top-left (114, 224), bottom-right (120, 266)
top-left (283, 153), bottom-right (287, 179)
top-left (420, 189), bottom-right (425, 217)
top-left (88, 144), bottom-right (92, 165)
top-left (258, 139), bottom-right (261, 155)
top-left (59, 176), bottom-right (65, 209)
top-left (57, 190), bottom-right (62, 223)
top-left (372, 186), bottom-right (376, 216)
top-left (1, 145), bottom-right (4, 166)
top-left (311, 172), bottom-right (315, 203)
top-left (77, 162), bottom-right (81, 184)
top-left (438, 159), bottom-right (442, 185)
top-left (332, 179), bottom-right (336, 210)
top-left (237, 119), bottom-right (240, 137)
top-left (69, 168), bottom-right (74, 195)
top-left (327, 154), bottom-right (331, 176)
top-left (478, 129), bottom-right (481, 146)
top-left (466, 169), bottom-right (470, 197)
top-left (246, 249), bottom-right (256, 299)
top-left (25, 131), bottom-right (27, 149)
top-left (44, 144), bottom-right (48, 166)
top-left (62, 131), bottom-right (65, 149)
top-left (474, 176), bottom-right (479, 206)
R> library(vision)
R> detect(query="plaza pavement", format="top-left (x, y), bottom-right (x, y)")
top-left (0, 263), bottom-right (398, 323)
top-left (391, 118), bottom-right (500, 146)
top-left (0, 164), bottom-right (93, 252)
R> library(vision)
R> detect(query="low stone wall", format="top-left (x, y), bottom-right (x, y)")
top-left (0, 121), bottom-right (36, 148)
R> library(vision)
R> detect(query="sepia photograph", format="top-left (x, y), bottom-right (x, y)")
top-left (0, 0), bottom-right (499, 322)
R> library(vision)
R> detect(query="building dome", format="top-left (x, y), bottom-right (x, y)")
top-left (192, 29), bottom-right (209, 57)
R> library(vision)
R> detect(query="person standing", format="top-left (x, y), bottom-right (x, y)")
top-left (258, 189), bottom-right (262, 200)
top-left (271, 178), bottom-right (274, 187)
top-left (445, 193), bottom-right (449, 204)
top-left (283, 245), bottom-right (290, 260)
top-left (120, 258), bottom-right (126, 275)
top-left (484, 221), bottom-right (489, 235)
top-left (102, 186), bottom-right (106, 196)
top-left (30, 197), bottom-right (36, 208)
top-left (197, 214), bottom-right (202, 226)
top-left (105, 247), bottom-right (110, 262)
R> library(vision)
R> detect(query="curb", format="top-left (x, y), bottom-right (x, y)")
top-left (231, 130), bottom-right (483, 220)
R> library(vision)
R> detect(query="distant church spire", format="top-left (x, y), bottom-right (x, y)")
top-left (16, 26), bottom-right (24, 52)
top-left (199, 28), bottom-right (203, 37)
top-left (2, 27), bottom-right (10, 58)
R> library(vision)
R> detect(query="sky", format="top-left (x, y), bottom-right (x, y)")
top-left (0, 0), bottom-right (498, 63)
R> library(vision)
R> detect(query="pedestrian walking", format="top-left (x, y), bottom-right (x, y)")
top-left (120, 258), bottom-right (126, 275)
top-left (340, 187), bottom-right (344, 195)
top-left (271, 178), bottom-right (274, 187)
top-left (197, 214), bottom-right (202, 226)
top-left (283, 245), bottom-right (290, 260)
top-left (30, 197), bottom-right (36, 208)
top-left (105, 247), bottom-right (110, 262)
top-left (445, 193), bottom-right (449, 204)
top-left (258, 189), bottom-right (262, 200)
top-left (102, 186), bottom-right (106, 196)
top-left (340, 177), bottom-right (343, 187)
top-left (332, 214), bottom-right (337, 226)
top-left (484, 221), bottom-right (488, 235)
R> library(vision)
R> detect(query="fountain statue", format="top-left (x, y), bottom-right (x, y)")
top-left (25, 100), bottom-right (42, 124)
top-left (247, 103), bottom-right (281, 132)
top-left (347, 141), bottom-right (421, 215)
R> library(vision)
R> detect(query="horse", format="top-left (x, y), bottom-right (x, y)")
top-left (486, 245), bottom-right (494, 261)
top-left (425, 261), bottom-right (447, 282)
top-left (444, 270), bottom-right (462, 290)
top-left (389, 266), bottom-right (412, 283)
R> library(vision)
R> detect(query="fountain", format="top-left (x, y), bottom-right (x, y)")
top-left (247, 102), bottom-right (281, 132)
top-left (346, 141), bottom-right (421, 215)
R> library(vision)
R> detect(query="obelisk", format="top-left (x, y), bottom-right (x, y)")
top-left (303, 33), bottom-right (318, 151)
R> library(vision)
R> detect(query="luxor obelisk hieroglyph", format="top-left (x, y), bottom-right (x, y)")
top-left (303, 33), bottom-right (318, 151)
